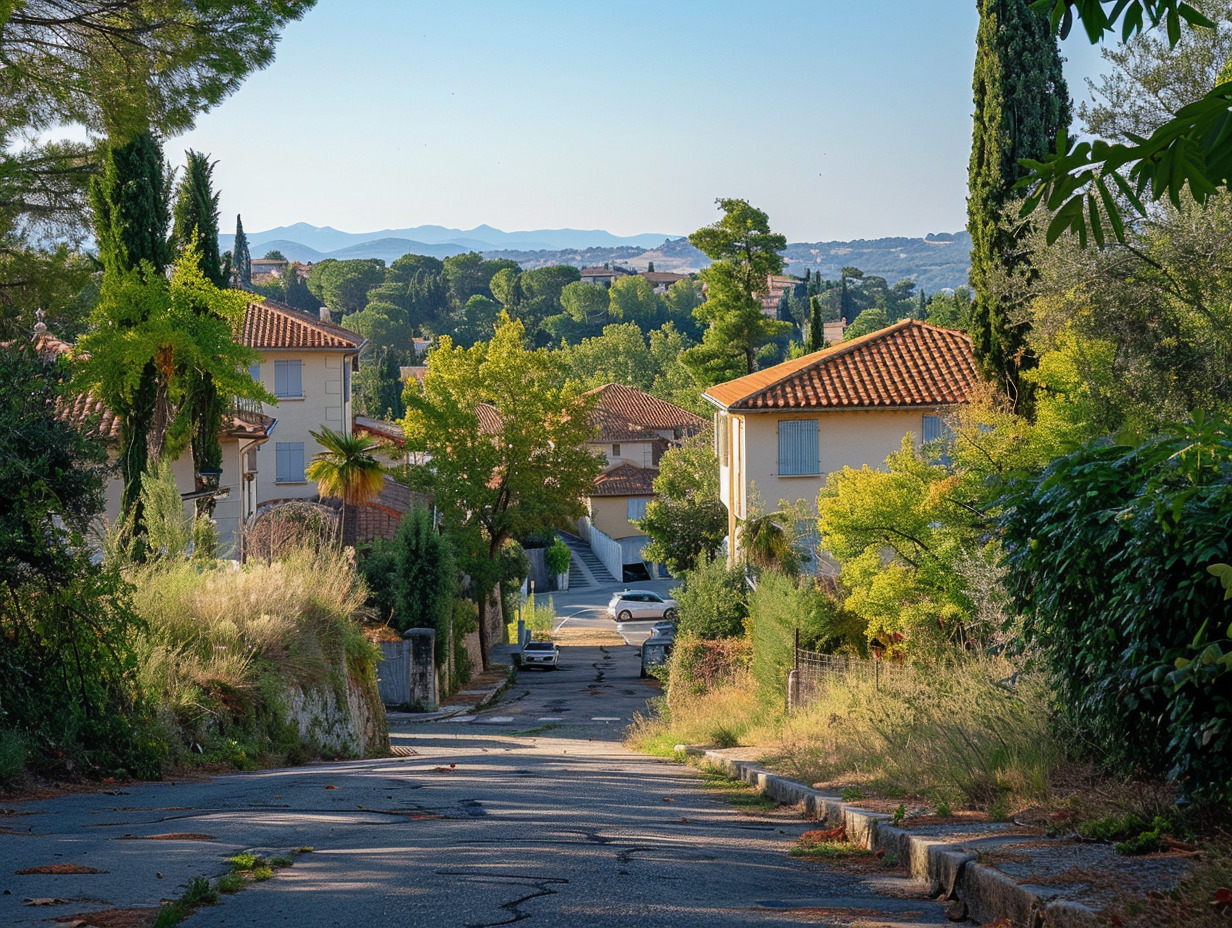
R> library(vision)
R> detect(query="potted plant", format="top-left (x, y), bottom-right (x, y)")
top-left (545, 538), bottom-right (571, 591)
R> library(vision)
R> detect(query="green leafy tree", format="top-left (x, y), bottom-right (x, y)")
top-left (279, 262), bottom-right (317, 312)
top-left (676, 556), bottom-right (748, 639)
top-left (306, 258), bottom-right (386, 315)
top-left (73, 251), bottom-right (271, 539)
top-left (399, 314), bottom-right (602, 665)
top-left (560, 279), bottom-right (610, 329)
top-left (968, 0), bottom-right (1070, 412)
top-left (843, 307), bottom-right (889, 340)
top-left (682, 198), bottom-right (790, 382)
top-left (557, 322), bottom-right (657, 390)
top-left (1023, 0), bottom-right (1232, 245)
top-left (637, 434), bottom-right (727, 576)
top-left (926, 287), bottom-right (974, 331)
top-left (391, 506), bottom-right (457, 654)
top-left (0, 345), bottom-right (158, 779)
top-left (518, 265), bottom-right (580, 332)
top-left (355, 346), bottom-right (407, 419)
top-left (305, 427), bottom-right (386, 546)
top-left (262, 249), bottom-right (287, 261)
top-left (608, 274), bottom-right (661, 327)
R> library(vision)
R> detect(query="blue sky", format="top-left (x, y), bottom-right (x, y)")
top-left (173, 1), bottom-right (1109, 243)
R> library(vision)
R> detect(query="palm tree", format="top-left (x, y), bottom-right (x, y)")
top-left (306, 427), bottom-right (386, 546)
top-left (740, 510), bottom-right (801, 575)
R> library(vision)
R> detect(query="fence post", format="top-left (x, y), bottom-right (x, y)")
top-left (794, 627), bottom-right (799, 673)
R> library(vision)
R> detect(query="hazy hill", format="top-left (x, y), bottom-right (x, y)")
top-left (231, 223), bottom-right (972, 292)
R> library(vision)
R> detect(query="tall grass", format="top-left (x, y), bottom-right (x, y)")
top-left (629, 648), bottom-right (1059, 809)
top-left (128, 547), bottom-right (380, 767)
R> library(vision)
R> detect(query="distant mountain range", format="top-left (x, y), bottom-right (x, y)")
top-left (223, 223), bottom-right (971, 293)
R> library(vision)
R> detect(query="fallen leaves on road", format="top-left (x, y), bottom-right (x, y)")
top-left (116, 833), bottom-right (216, 841)
top-left (52, 907), bottom-right (157, 927)
top-left (16, 865), bottom-right (106, 875)
top-left (800, 824), bottom-right (847, 844)
top-left (24, 898), bottom-right (73, 906)
top-left (325, 785), bottom-right (337, 790)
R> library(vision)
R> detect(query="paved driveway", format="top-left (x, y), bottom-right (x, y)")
top-left (0, 645), bottom-right (948, 927)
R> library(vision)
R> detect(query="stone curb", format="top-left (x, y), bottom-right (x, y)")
top-left (687, 747), bottom-right (1101, 928)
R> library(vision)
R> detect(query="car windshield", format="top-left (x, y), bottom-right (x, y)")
top-left (524, 642), bottom-right (555, 650)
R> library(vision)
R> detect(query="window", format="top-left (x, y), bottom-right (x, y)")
top-left (627, 497), bottom-right (649, 521)
top-left (612, 443), bottom-right (621, 457)
top-left (778, 419), bottom-right (819, 476)
top-left (249, 362), bottom-right (260, 383)
top-left (922, 414), bottom-right (954, 466)
top-left (274, 360), bottom-right (302, 398)
top-left (275, 442), bottom-right (305, 483)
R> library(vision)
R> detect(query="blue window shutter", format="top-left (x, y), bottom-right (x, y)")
top-left (274, 361), bottom-right (302, 398)
top-left (923, 414), bottom-right (941, 444)
top-left (276, 442), bottom-right (305, 482)
top-left (250, 362), bottom-right (260, 383)
top-left (290, 361), bottom-right (302, 397)
top-left (778, 420), bottom-right (819, 476)
top-left (627, 498), bottom-right (649, 521)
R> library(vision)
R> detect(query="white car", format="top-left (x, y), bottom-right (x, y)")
top-left (520, 640), bottom-right (559, 670)
top-left (607, 590), bottom-right (679, 623)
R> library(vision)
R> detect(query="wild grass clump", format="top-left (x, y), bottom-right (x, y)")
top-left (756, 655), bottom-right (1059, 810)
top-left (128, 546), bottom-right (380, 768)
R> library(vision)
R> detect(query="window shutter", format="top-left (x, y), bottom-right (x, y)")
top-left (627, 498), bottom-right (649, 521)
top-left (778, 420), bottom-right (819, 476)
top-left (923, 414), bottom-right (942, 444)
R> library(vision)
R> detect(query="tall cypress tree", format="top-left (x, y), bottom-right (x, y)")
top-left (968, 0), bottom-right (1070, 412)
top-left (89, 131), bottom-right (172, 538)
top-left (233, 214), bottom-right (252, 286)
top-left (172, 151), bottom-right (227, 507)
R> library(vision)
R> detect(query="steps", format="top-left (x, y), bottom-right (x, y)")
top-left (558, 531), bottom-right (619, 587)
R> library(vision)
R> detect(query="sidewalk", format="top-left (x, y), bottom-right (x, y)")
top-left (688, 747), bottom-right (1197, 928)
top-left (385, 644), bottom-right (517, 724)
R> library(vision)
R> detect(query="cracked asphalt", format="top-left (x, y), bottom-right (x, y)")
top-left (0, 644), bottom-right (951, 927)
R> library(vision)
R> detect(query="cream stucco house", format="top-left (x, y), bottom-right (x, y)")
top-left (702, 319), bottom-right (978, 568)
top-left (578, 383), bottom-right (705, 577)
top-left (39, 297), bottom-right (366, 557)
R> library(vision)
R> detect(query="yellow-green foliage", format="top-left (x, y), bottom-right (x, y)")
top-left (128, 547), bottom-right (379, 765)
top-left (524, 595), bottom-right (555, 633)
top-left (757, 656), bottom-right (1057, 808)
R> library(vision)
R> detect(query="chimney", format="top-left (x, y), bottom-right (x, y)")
top-left (319, 306), bottom-right (330, 323)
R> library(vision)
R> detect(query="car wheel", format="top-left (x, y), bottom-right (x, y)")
top-left (663, 607), bottom-right (678, 621)
top-left (618, 610), bottom-right (632, 622)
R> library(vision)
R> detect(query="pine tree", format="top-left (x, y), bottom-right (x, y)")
top-left (234, 214), bottom-right (252, 286)
top-left (968, 0), bottom-right (1071, 412)
top-left (88, 131), bottom-right (171, 538)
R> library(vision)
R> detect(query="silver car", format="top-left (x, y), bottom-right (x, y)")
top-left (520, 640), bottom-right (559, 670)
top-left (607, 589), bottom-right (679, 623)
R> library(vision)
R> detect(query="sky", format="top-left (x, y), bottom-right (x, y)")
top-left (173, 0), bottom-right (1111, 244)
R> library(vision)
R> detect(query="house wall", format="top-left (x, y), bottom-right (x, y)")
top-left (588, 495), bottom-right (650, 541)
top-left (589, 439), bottom-right (658, 471)
top-left (249, 349), bottom-right (354, 507)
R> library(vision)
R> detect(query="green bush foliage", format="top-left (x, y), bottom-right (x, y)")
top-left (676, 556), bottom-right (748, 639)
top-left (747, 572), bottom-right (868, 706)
top-left (0, 347), bottom-right (162, 783)
top-left (544, 538), bottom-right (571, 576)
top-left (1001, 418), bottom-right (1232, 797)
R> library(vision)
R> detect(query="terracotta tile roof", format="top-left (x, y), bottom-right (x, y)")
top-left (704, 320), bottom-right (978, 411)
top-left (354, 415), bottom-right (405, 445)
top-left (476, 402), bottom-right (503, 435)
top-left (591, 408), bottom-right (665, 443)
top-left (60, 392), bottom-right (120, 441)
top-left (641, 271), bottom-right (688, 285)
top-left (241, 298), bottom-right (364, 352)
top-left (591, 463), bottom-right (657, 497)
top-left (586, 383), bottom-right (706, 433)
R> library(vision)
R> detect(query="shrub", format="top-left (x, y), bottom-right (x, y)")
top-left (128, 547), bottom-right (381, 766)
top-left (1000, 419), bottom-right (1232, 797)
top-left (544, 538), bottom-right (571, 576)
top-left (676, 556), bottom-right (747, 639)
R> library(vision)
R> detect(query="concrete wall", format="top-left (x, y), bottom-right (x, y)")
top-left (589, 525), bottom-right (624, 581)
top-left (376, 629), bottom-right (437, 710)
top-left (589, 439), bottom-right (659, 470)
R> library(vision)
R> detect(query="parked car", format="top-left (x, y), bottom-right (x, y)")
top-left (520, 640), bottom-right (560, 670)
top-left (607, 589), bottom-right (679, 623)
top-left (648, 620), bottom-right (677, 639)
top-left (640, 633), bottom-right (673, 678)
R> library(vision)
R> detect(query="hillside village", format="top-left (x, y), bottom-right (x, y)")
top-left (3, 3), bottom-right (1232, 928)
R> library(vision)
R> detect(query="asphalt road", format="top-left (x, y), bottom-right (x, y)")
top-left (540, 576), bottom-right (681, 646)
top-left (1, 644), bottom-right (950, 927)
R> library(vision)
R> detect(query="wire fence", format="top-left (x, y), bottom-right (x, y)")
top-left (791, 647), bottom-right (913, 708)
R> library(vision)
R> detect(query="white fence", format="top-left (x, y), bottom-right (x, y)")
top-left (589, 525), bottom-right (624, 583)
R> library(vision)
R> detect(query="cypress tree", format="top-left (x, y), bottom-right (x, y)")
top-left (808, 294), bottom-right (824, 351)
top-left (234, 214), bottom-right (252, 286)
top-left (172, 151), bottom-right (227, 507)
top-left (89, 131), bottom-right (172, 539)
top-left (968, 0), bottom-right (1070, 412)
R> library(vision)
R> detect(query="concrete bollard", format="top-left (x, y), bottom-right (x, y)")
top-left (404, 628), bottom-right (438, 711)
top-left (787, 669), bottom-right (801, 710)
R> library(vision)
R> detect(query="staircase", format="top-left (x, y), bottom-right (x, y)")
top-left (558, 531), bottom-right (619, 587)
